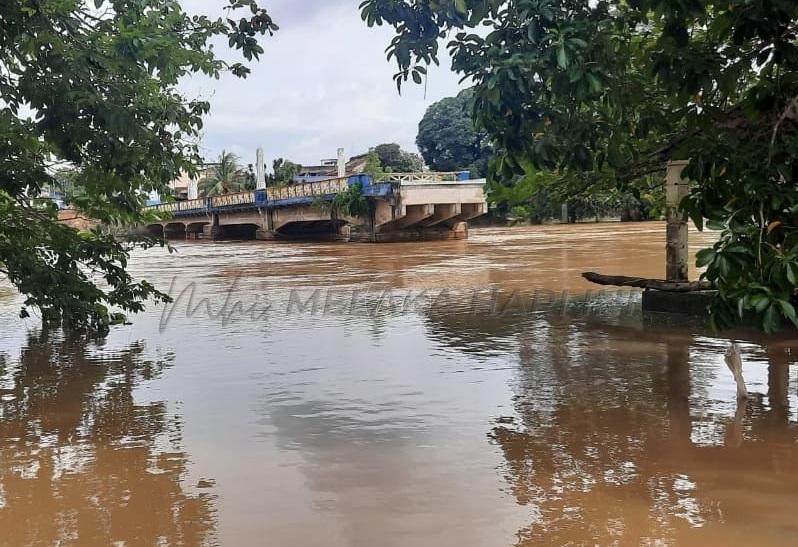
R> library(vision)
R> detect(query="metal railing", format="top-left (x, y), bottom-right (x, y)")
top-left (377, 172), bottom-right (468, 183)
top-left (267, 177), bottom-right (350, 201)
top-left (180, 198), bottom-right (206, 211)
top-left (210, 191), bottom-right (256, 209)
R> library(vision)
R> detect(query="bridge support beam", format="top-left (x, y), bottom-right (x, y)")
top-left (392, 204), bottom-right (435, 229)
top-left (450, 203), bottom-right (486, 223)
top-left (419, 204), bottom-right (461, 227)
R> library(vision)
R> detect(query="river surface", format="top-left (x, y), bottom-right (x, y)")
top-left (1, 222), bottom-right (797, 546)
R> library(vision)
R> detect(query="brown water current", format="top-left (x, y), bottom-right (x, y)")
top-left (1, 222), bottom-right (797, 546)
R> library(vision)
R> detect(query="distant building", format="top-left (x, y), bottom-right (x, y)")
top-left (295, 153), bottom-right (369, 183)
top-left (165, 163), bottom-right (225, 201)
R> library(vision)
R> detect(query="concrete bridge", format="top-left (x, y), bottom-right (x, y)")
top-left (145, 172), bottom-right (487, 242)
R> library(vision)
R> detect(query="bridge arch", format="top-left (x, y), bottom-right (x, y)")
top-left (214, 223), bottom-right (261, 241)
top-left (164, 222), bottom-right (187, 239)
top-left (186, 221), bottom-right (209, 240)
top-left (276, 219), bottom-right (350, 240)
top-left (145, 224), bottom-right (164, 237)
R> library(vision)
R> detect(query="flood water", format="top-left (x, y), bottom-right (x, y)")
top-left (1, 222), bottom-right (797, 546)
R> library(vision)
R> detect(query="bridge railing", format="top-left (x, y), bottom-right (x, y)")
top-left (377, 172), bottom-right (471, 184)
top-left (210, 191), bottom-right (256, 209)
top-left (180, 198), bottom-right (206, 211)
top-left (152, 201), bottom-right (180, 213)
top-left (267, 177), bottom-right (350, 201)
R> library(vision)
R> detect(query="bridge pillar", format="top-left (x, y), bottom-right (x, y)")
top-left (391, 204), bottom-right (435, 229)
top-left (420, 204), bottom-right (461, 227)
top-left (210, 213), bottom-right (222, 240)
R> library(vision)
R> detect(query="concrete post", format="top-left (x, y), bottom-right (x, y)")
top-left (561, 203), bottom-right (568, 224)
top-left (256, 147), bottom-right (266, 190)
top-left (666, 160), bottom-right (690, 282)
top-left (337, 148), bottom-right (346, 179)
top-left (187, 178), bottom-right (198, 200)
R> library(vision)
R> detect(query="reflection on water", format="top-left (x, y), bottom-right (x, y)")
top-left (1, 223), bottom-right (797, 545)
top-left (0, 333), bottom-right (216, 545)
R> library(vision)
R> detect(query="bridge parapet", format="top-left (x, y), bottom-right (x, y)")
top-left (267, 176), bottom-right (351, 201)
top-left (378, 171), bottom-right (470, 183)
top-left (210, 191), bottom-right (256, 209)
top-left (144, 172), bottom-right (484, 220)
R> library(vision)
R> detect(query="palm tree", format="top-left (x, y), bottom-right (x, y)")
top-left (198, 151), bottom-right (254, 197)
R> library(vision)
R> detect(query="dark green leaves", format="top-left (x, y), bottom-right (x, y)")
top-left (1, 0), bottom-right (275, 332)
top-left (367, 0), bottom-right (798, 333)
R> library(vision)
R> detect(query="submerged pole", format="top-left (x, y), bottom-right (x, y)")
top-left (665, 160), bottom-right (690, 282)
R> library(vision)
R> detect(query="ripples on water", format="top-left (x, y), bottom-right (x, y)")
top-left (0, 223), bottom-right (797, 546)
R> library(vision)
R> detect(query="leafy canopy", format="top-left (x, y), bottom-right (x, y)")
top-left (271, 158), bottom-right (301, 186)
top-left (198, 151), bottom-right (254, 197)
top-left (417, 90), bottom-right (490, 175)
top-left (372, 143), bottom-right (424, 172)
top-left (361, 0), bottom-right (798, 332)
top-left (1, 0), bottom-right (276, 332)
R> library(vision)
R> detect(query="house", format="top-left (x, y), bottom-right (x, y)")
top-left (295, 153), bottom-right (369, 183)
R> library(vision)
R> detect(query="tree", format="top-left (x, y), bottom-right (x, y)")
top-left (361, 0), bottom-right (798, 333)
top-left (1, 0), bottom-right (276, 332)
top-left (362, 150), bottom-right (385, 180)
top-left (416, 90), bottom-right (490, 175)
top-left (372, 143), bottom-right (423, 172)
top-left (198, 151), bottom-right (253, 197)
top-left (271, 158), bottom-right (301, 186)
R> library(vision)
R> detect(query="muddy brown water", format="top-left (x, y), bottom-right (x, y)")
top-left (1, 222), bottom-right (797, 546)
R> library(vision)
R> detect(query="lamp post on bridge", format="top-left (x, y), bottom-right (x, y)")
top-left (337, 148), bottom-right (346, 179)
top-left (256, 147), bottom-right (266, 190)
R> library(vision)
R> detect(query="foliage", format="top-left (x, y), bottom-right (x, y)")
top-left (417, 89), bottom-right (490, 175)
top-left (1, 0), bottom-right (275, 332)
top-left (271, 157), bottom-right (301, 186)
top-left (362, 150), bottom-right (385, 180)
top-left (372, 143), bottom-right (423, 172)
top-left (488, 164), bottom-right (661, 223)
top-left (198, 151), bottom-right (254, 197)
top-left (487, 168), bottom-right (560, 222)
top-left (51, 167), bottom-right (83, 201)
top-left (361, 0), bottom-right (798, 332)
top-left (330, 182), bottom-right (371, 219)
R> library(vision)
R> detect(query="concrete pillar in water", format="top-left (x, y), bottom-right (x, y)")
top-left (561, 203), bottom-right (569, 224)
top-left (665, 160), bottom-right (690, 282)
top-left (337, 148), bottom-right (346, 179)
top-left (256, 147), bottom-right (266, 190)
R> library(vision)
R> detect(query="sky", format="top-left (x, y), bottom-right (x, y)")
top-left (181, 0), bottom-right (466, 168)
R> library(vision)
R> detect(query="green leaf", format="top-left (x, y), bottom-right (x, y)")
top-left (763, 304), bottom-right (782, 334)
top-left (696, 248), bottom-right (715, 268)
top-left (557, 45), bottom-right (568, 69)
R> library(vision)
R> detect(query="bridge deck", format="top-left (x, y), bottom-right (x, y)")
top-left (147, 173), bottom-right (483, 218)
